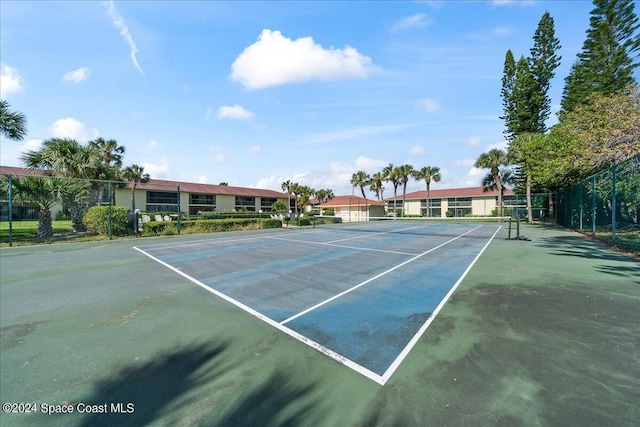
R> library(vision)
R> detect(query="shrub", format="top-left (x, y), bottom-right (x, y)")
top-left (83, 206), bottom-right (131, 236)
top-left (141, 217), bottom-right (280, 236)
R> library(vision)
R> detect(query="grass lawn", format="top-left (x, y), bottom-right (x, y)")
top-left (0, 220), bottom-right (81, 246)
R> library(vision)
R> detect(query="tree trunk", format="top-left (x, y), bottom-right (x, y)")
top-left (38, 206), bottom-right (53, 238)
top-left (526, 174), bottom-right (533, 223)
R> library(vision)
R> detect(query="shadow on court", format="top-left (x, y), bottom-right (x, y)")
top-left (74, 340), bottom-right (321, 427)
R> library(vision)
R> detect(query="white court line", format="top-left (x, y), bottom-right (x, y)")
top-left (379, 225), bottom-right (502, 384)
top-left (323, 224), bottom-right (428, 244)
top-left (132, 245), bottom-right (386, 384)
top-left (280, 225), bottom-right (482, 326)
top-left (266, 235), bottom-right (420, 256)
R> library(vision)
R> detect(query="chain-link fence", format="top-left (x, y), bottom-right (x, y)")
top-left (555, 154), bottom-right (640, 254)
top-left (0, 174), bottom-right (183, 244)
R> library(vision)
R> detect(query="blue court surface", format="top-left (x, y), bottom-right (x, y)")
top-left (134, 222), bottom-right (501, 384)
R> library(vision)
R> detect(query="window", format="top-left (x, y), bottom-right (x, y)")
top-left (261, 197), bottom-right (277, 209)
top-left (147, 191), bottom-right (178, 204)
top-left (189, 194), bottom-right (215, 205)
top-left (447, 197), bottom-right (471, 207)
top-left (420, 198), bottom-right (441, 207)
top-left (235, 196), bottom-right (256, 211)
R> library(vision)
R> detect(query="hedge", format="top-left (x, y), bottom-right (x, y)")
top-left (83, 206), bottom-right (131, 236)
top-left (142, 217), bottom-right (282, 236)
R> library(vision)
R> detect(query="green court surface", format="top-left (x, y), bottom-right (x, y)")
top-left (1, 224), bottom-right (639, 426)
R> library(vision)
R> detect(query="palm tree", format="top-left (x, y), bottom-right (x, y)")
top-left (89, 137), bottom-right (125, 167)
top-left (383, 163), bottom-right (400, 215)
top-left (369, 172), bottom-right (385, 201)
top-left (281, 180), bottom-right (293, 213)
top-left (0, 99), bottom-right (27, 141)
top-left (412, 166), bottom-right (441, 217)
top-left (122, 164), bottom-right (150, 212)
top-left (396, 164), bottom-right (414, 216)
top-left (350, 171), bottom-right (370, 200)
top-left (482, 168), bottom-right (515, 216)
top-left (475, 148), bottom-right (509, 221)
top-left (351, 171), bottom-right (370, 220)
top-left (11, 176), bottom-right (86, 237)
top-left (21, 138), bottom-right (105, 230)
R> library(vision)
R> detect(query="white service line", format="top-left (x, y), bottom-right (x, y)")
top-left (279, 225), bottom-right (483, 326)
top-left (324, 224), bottom-right (428, 244)
top-left (266, 235), bottom-right (420, 256)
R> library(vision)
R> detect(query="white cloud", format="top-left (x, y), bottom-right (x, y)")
top-left (491, 0), bottom-right (537, 6)
top-left (63, 67), bottom-right (91, 83)
top-left (491, 26), bottom-right (513, 36)
top-left (142, 160), bottom-right (169, 178)
top-left (410, 145), bottom-right (427, 155)
top-left (453, 158), bottom-right (475, 167)
top-left (102, 0), bottom-right (145, 76)
top-left (22, 138), bottom-right (43, 152)
top-left (485, 141), bottom-right (508, 151)
top-left (148, 139), bottom-right (158, 149)
top-left (354, 155), bottom-right (386, 172)
top-left (467, 137), bottom-right (482, 147)
top-left (248, 145), bottom-right (261, 154)
top-left (420, 98), bottom-right (440, 113)
top-left (391, 14), bottom-right (431, 32)
top-left (230, 29), bottom-right (376, 90)
top-left (51, 118), bottom-right (98, 142)
top-left (208, 145), bottom-right (225, 162)
top-left (199, 175), bottom-right (208, 184)
top-left (302, 123), bottom-right (416, 145)
top-left (1, 65), bottom-right (23, 98)
top-left (217, 105), bottom-right (255, 120)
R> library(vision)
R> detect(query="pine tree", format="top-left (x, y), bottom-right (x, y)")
top-left (528, 11), bottom-right (561, 132)
top-left (560, 0), bottom-right (640, 116)
top-left (500, 50), bottom-right (517, 141)
top-left (501, 12), bottom-right (561, 140)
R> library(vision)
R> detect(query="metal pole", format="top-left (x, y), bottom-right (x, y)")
top-left (177, 185), bottom-right (181, 234)
top-left (611, 166), bottom-right (616, 245)
top-left (108, 181), bottom-right (113, 239)
top-left (8, 174), bottom-right (13, 247)
top-left (592, 175), bottom-right (596, 238)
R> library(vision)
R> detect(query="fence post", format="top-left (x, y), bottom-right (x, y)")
top-left (108, 181), bottom-right (113, 239)
top-left (611, 165), bottom-right (616, 245)
top-left (591, 175), bottom-right (596, 238)
top-left (8, 174), bottom-right (13, 247)
top-left (177, 185), bottom-right (181, 235)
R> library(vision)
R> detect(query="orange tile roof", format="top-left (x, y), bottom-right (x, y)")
top-left (319, 195), bottom-right (385, 207)
top-left (385, 186), bottom-right (514, 200)
top-left (0, 166), bottom-right (288, 198)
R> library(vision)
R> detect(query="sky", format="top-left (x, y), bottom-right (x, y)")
top-left (0, 0), bottom-right (619, 198)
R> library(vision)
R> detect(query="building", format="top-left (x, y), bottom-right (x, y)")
top-left (385, 186), bottom-right (517, 217)
top-left (317, 195), bottom-right (386, 222)
top-left (0, 166), bottom-right (290, 220)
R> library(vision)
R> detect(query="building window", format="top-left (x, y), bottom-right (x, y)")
top-left (235, 196), bottom-right (256, 211)
top-left (189, 194), bottom-right (215, 205)
top-left (420, 198), bottom-right (441, 207)
top-left (261, 197), bottom-right (277, 209)
top-left (147, 191), bottom-right (178, 204)
top-left (447, 197), bottom-right (471, 207)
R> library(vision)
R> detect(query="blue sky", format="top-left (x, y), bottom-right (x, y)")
top-left (0, 1), bottom-right (608, 197)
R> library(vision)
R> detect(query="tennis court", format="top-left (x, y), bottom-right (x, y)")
top-left (134, 219), bottom-right (501, 383)
top-left (1, 221), bottom-right (639, 426)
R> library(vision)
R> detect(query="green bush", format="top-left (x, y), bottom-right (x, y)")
top-left (141, 217), bottom-right (282, 236)
top-left (298, 217), bottom-right (311, 226)
top-left (83, 206), bottom-right (131, 236)
top-left (261, 219), bottom-right (282, 229)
